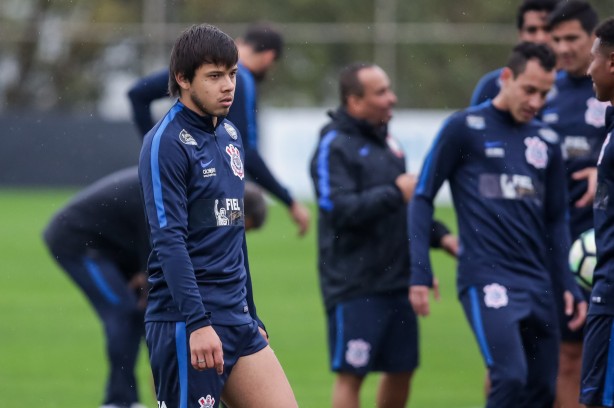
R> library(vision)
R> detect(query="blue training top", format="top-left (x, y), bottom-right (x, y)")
top-left (541, 71), bottom-right (610, 239)
top-left (139, 100), bottom-right (255, 333)
top-left (590, 106), bottom-right (614, 315)
top-left (410, 101), bottom-right (579, 298)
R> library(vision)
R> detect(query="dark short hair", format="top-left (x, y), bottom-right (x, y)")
top-left (244, 182), bottom-right (267, 229)
top-left (595, 17), bottom-right (614, 49)
top-left (547, 0), bottom-right (598, 34)
top-left (339, 62), bottom-right (375, 106)
top-left (507, 42), bottom-right (557, 76)
top-left (168, 24), bottom-right (238, 97)
top-left (242, 23), bottom-right (284, 60)
top-left (516, 0), bottom-right (559, 30)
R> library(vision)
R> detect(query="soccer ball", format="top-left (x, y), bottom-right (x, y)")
top-left (568, 228), bottom-right (596, 290)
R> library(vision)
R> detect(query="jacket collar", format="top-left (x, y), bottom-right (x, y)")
top-left (176, 100), bottom-right (225, 133)
top-left (606, 105), bottom-right (614, 133)
top-left (329, 108), bottom-right (388, 143)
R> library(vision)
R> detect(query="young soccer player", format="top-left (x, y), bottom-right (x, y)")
top-left (138, 24), bottom-right (297, 408)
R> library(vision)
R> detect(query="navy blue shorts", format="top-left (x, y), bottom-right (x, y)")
top-left (146, 320), bottom-right (267, 408)
top-left (459, 284), bottom-right (559, 408)
top-left (580, 314), bottom-right (614, 407)
top-left (327, 293), bottom-right (418, 375)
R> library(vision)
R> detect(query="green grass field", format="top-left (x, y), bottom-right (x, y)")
top-left (0, 189), bottom-right (485, 407)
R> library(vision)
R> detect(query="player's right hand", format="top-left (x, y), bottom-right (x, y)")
top-left (572, 167), bottom-right (597, 207)
top-left (289, 201), bottom-right (310, 237)
top-left (564, 290), bottom-right (587, 331)
top-left (190, 326), bottom-right (224, 374)
top-left (395, 173), bottom-right (417, 203)
top-left (409, 280), bottom-right (440, 316)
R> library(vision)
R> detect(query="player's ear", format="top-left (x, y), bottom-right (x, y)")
top-left (608, 50), bottom-right (614, 74)
top-left (175, 72), bottom-right (191, 91)
top-left (499, 67), bottom-right (514, 84)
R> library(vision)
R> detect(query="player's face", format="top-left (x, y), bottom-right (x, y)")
top-left (587, 38), bottom-right (614, 103)
top-left (176, 63), bottom-right (237, 119)
top-left (551, 20), bottom-right (594, 77)
top-left (519, 10), bottom-right (551, 44)
top-left (502, 59), bottom-right (555, 123)
top-left (353, 66), bottom-right (397, 126)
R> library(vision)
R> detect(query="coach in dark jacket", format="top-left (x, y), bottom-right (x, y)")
top-left (310, 62), bottom-right (456, 408)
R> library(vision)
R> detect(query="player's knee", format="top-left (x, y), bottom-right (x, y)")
top-left (335, 372), bottom-right (364, 392)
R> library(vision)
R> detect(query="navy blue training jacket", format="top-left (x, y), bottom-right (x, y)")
top-left (139, 100), bottom-right (258, 334)
top-left (410, 101), bottom-right (579, 299)
top-left (43, 166), bottom-right (149, 279)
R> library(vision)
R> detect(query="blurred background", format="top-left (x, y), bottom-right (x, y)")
top-left (0, 0), bottom-right (611, 191)
top-left (1, 1), bottom-right (612, 407)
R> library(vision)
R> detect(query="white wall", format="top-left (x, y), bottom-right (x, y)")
top-left (260, 108), bottom-right (454, 203)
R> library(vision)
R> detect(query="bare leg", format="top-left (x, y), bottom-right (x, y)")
top-left (554, 342), bottom-right (583, 408)
top-left (377, 372), bottom-right (412, 408)
top-left (222, 346), bottom-right (297, 408)
top-left (333, 373), bottom-right (364, 408)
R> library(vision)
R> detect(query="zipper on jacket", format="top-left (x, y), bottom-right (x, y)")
top-left (213, 130), bottom-right (231, 176)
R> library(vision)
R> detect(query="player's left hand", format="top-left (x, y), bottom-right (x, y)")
top-left (564, 290), bottom-right (587, 331)
top-left (128, 272), bottom-right (148, 310)
top-left (289, 201), bottom-right (310, 237)
top-left (439, 234), bottom-right (459, 258)
top-left (572, 167), bottom-right (597, 207)
top-left (409, 278), bottom-right (440, 317)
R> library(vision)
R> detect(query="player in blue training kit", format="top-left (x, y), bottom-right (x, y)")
top-left (470, 0), bottom-right (557, 106)
top-left (128, 23), bottom-right (310, 237)
top-left (580, 17), bottom-right (614, 408)
top-left (540, 3), bottom-right (604, 406)
top-left (410, 43), bottom-right (586, 408)
top-left (139, 24), bottom-right (297, 408)
top-left (43, 167), bottom-right (149, 408)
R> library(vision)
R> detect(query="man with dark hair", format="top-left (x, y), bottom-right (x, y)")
top-left (540, 2), bottom-right (604, 406)
top-left (310, 62), bottom-right (457, 408)
top-left (410, 42), bottom-right (586, 408)
top-left (580, 17), bottom-right (614, 408)
top-left (128, 23), bottom-right (310, 237)
top-left (139, 24), bottom-right (297, 408)
top-left (470, 0), bottom-right (559, 106)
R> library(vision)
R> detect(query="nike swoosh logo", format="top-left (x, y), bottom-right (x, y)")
top-left (200, 159), bottom-right (214, 168)
top-left (581, 386), bottom-right (599, 394)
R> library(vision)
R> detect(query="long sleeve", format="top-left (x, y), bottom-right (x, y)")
top-left (410, 115), bottom-right (464, 286)
top-left (544, 140), bottom-right (583, 299)
top-left (128, 69), bottom-right (170, 138)
top-left (242, 234), bottom-right (265, 332)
